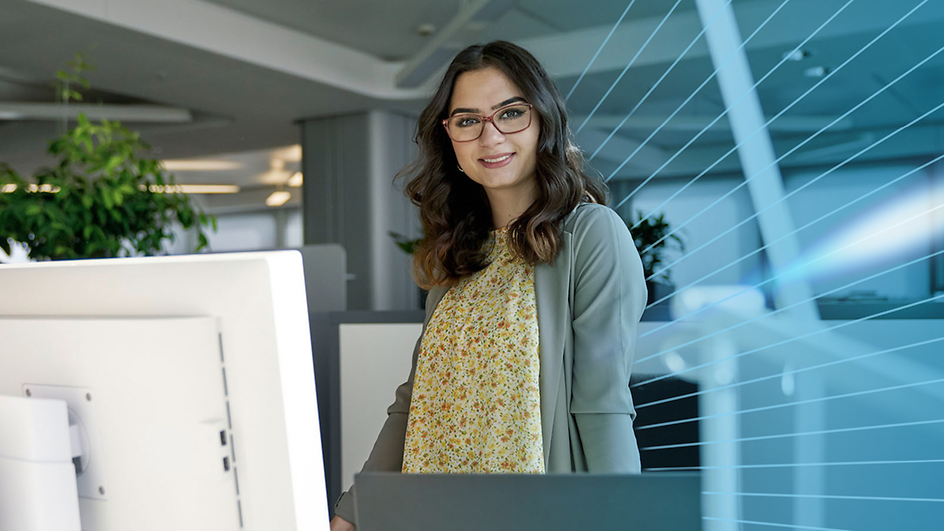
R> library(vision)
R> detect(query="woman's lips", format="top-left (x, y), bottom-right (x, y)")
top-left (478, 152), bottom-right (515, 169)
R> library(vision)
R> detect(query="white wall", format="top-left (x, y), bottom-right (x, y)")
top-left (285, 210), bottom-right (304, 249)
top-left (626, 175), bottom-right (765, 290)
top-left (205, 212), bottom-right (278, 252)
top-left (619, 160), bottom-right (940, 304)
top-left (168, 207), bottom-right (304, 255)
top-left (782, 163), bottom-right (934, 300)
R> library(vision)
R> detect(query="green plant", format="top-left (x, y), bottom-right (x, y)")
top-left (0, 54), bottom-right (214, 261)
top-left (631, 210), bottom-right (684, 283)
top-left (389, 231), bottom-right (422, 255)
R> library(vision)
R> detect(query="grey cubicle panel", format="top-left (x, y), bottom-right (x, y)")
top-left (310, 311), bottom-right (424, 519)
top-left (295, 244), bottom-right (347, 313)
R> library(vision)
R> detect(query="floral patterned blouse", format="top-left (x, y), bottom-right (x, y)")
top-left (402, 228), bottom-right (545, 474)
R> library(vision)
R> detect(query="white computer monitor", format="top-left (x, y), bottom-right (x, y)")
top-left (0, 251), bottom-right (329, 530)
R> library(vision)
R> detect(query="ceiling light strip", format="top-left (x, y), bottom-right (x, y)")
top-left (145, 184), bottom-right (241, 194)
top-left (161, 160), bottom-right (244, 171)
top-left (266, 191), bottom-right (291, 207)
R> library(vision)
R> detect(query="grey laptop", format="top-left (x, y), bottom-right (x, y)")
top-left (354, 472), bottom-right (701, 531)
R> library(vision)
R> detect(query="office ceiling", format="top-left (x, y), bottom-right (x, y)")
top-left (199, 0), bottom-right (677, 60)
top-left (0, 0), bottom-right (942, 195)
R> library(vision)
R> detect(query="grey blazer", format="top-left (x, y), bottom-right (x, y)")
top-left (335, 203), bottom-right (647, 523)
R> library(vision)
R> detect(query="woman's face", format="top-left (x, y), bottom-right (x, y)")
top-left (447, 67), bottom-right (540, 202)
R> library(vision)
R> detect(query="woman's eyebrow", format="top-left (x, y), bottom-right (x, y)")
top-left (449, 96), bottom-right (527, 117)
top-left (450, 107), bottom-right (479, 116)
top-left (492, 96), bottom-right (526, 110)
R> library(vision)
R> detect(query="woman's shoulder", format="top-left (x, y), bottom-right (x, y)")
top-left (562, 202), bottom-right (627, 237)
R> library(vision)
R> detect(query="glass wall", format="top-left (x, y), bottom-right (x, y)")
top-left (497, 0), bottom-right (944, 528)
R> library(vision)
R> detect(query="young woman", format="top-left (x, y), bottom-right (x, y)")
top-left (331, 41), bottom-right (647, 530)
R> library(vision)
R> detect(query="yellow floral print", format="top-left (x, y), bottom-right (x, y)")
top-left (402, 229), bottom-right (544, 474)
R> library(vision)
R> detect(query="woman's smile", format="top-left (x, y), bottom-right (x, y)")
top-left (479, 152), bottom-right (515, 168)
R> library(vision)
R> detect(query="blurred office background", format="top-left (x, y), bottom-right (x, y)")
top-left (2, 0), bottom-right (943, 529)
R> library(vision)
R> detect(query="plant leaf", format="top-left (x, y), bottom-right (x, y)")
top-left (105, 154), bottom-right (123, 172)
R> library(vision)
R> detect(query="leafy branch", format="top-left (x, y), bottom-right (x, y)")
top-left (389, 231), bottom-right (422, 255)
top-left (631, 211), bottom-right (685, 283)
top-left (0, 54), bottom-right (214, 261)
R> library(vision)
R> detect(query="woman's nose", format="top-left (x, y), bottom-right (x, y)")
top-left (478, 120), bottom-right (505, 147)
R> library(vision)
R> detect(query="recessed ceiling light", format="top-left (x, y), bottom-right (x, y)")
top-left (416, 23), bottom-right (436, 37)
top-left (162, 160), bottom-right (243, 171)
top-left (145, 184), bottom-right (241, 194)
top-left (288, 172), bottom-right (303, 188)
top-left (0, 184), bottom-right (61, 193)
top-left (274, 145), bottom-right (302, 163)
top-left (266, 191), bottom-right (291, 207)
top-left (177, 184), bottom-right (241, 194)
top-left (783, 49), bottom-right (812, 61)
top-left (260, 169), bottom-right (293, 185)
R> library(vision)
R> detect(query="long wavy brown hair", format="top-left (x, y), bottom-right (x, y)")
top-left (403, 41), bottom-right (607, 289)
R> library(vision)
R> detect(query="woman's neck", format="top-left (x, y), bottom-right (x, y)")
top-left (485, 183), bottom-right (538, 229)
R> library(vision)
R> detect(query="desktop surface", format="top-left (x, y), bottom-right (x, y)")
top-left (354, 472), bottom-right (701, 531)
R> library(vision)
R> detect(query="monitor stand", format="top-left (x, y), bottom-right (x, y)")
top-left (0, 395), bottom-right (82, 531)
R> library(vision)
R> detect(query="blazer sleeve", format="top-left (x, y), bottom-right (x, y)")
top-left (568, 205), bottom-right (647, 473)
top-left (333, 286), bottom-right (447, 523)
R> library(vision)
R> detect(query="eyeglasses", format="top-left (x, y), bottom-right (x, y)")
top-left (442, 102), bottom-right (533, 142)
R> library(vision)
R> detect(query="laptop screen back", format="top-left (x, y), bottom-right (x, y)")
top-left (354, 472), bottom-right (701, 531)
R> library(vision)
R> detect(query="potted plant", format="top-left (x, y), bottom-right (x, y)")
top-left (630, 211), bottom-right (684, 305)
top-left (389, 231), bottom-right (427, 308)
top-left (389, 231), bottom-right (422, 256)
top-left (0, 54), bottom-right (214, 261)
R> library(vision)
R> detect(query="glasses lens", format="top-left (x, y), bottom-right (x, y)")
top-left (446, 104), bottom-right (531, 141)
top-left (447, 115), bottom-right (484, 142)
top-left (493, 104), bottom-right (531, 134)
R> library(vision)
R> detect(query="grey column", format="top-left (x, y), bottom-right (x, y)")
top-left (932, 159), bottom-right (944, 294)
top-left (300, 111), bottom-right (420, 310)
top-left (694, 0), bottom-right (819, 321)
top-left (695, 2), bottom-right (826, 529)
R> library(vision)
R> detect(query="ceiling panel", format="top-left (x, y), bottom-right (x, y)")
top-left (201, 0), bottom-right (464, 60)
top-left (0, 0), bottom-right (941, 190)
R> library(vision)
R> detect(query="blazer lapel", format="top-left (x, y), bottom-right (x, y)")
top-left (534, 231), bottom-right (572, 461)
